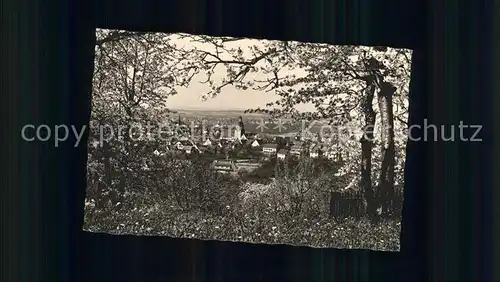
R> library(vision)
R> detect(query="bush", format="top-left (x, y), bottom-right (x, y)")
top-left (85, 133), bottom-right (401, 250)
top-left (84, 191), bottom-right (400, 251)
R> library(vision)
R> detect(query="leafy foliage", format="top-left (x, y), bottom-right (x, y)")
top-left (84, 30), bottom-right (410, 249)
top-left (85, 154), bottom-right (400, 250)
top-left (170, 34), bottom-right (410, 208)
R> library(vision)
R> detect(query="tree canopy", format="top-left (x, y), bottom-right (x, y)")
top-left (91, 29), bottom-right (412, 217)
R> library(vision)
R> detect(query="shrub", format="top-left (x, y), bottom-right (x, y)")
top-left (84, 192), bottom-right (400, 251)
top-left (84, 130), bottom-right (401, 250)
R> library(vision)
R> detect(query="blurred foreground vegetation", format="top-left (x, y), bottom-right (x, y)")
top-left (84, 143), bottom-right (401, 251)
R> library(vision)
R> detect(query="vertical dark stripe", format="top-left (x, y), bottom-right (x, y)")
top-left (492, 0), bottom-right (500, 279)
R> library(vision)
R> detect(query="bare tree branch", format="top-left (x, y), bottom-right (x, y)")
top-left (96, 31), bottom-right (149, 46)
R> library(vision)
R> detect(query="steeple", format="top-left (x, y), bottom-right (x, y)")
top-left (238, 116), bottom-right (245, 135)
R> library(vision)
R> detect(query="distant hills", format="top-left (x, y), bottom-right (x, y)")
top-left (169, 106), bottom-right (248, 112)
top-left (169, 107), bottom-right (271, 118)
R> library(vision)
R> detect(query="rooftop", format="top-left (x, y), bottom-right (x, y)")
top-left (213, 160), bottom-right (233, 166)
top-left (310, 145), bottom-right (320, 151)
top-left (262, 144), bottom-right (277, 149)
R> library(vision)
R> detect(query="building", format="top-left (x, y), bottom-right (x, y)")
top-left (212, 160), bottom-right (238, 174)
top-left (184, 145), bottom-right (194, 154)
top-left (233, 116), bottom-right (246, 140)
top-left (290, 142), bottom-right (304, 156)
top-left (234, 161), bottom-right (261, 172)
top-left (309, 144), bottom-right (321, 158)
top-left (251, 139), bottom-right (261, 148)
top-left (310, 150), bottom-right (320, 158)
top-left (184, 145), bottom-right (200, 154)
top-left (312, 132), bottom-right (322, 142)
top-left (212, 130), bottom-right (222, 140)
top-left (262, 144), bottom-right (278, 155)
top-left (234, 127), bottom-right (242, 140)
top-left (323, 147), bottom-right (337, 160)
top-left (176, 139), bottom-right (192, 150)
top-left (175, 141), bottom-right (183, 150)
top-left (203, 139), bottom-right (213, 147)
top-left (277, 149), bottom-right (289, 160)
top-left (153, 149), bottom-right (164, 157)
top-left (290, 146), bottom-right (302, 156)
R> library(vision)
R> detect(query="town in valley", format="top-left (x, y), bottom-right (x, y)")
top-left (147, 110), bottom-right (345, 177)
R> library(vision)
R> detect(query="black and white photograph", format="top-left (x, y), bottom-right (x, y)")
top-left (84, 28), bottom-right (412, 251)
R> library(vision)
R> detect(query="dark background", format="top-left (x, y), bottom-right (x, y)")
top-left (2, 0), bottom-right (493, 281)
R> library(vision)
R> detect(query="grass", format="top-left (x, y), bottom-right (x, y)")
top-left (83, 191), bottom-right (401, 251)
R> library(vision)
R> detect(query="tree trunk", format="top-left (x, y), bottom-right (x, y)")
top-left (377, 81), bottom-right (397, 216)
top-left (116, 104), bottom-right (134, 201)
top-left (360, 78), bottom-right (377, 219)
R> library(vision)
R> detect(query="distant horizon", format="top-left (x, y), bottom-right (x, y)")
top-left (169, 106), bottom-right (251, 112)
top-left (165, 81), bottom-right (316, 112)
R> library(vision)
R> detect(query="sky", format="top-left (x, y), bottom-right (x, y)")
top-left (97, 30), bottom-right (410, 113)
top-left (165, 73), bottom-right (315, 112)
top-left (167, 82), bottom-right (279, 111)
top-left (161, 34), bottom-right (316, 112)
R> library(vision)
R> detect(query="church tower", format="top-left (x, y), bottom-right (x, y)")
top-left (234, 116), bottom-right (245, 139)
top-left (238, 116), bottom-right (245, 136)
